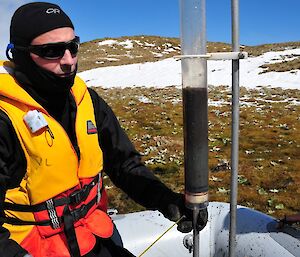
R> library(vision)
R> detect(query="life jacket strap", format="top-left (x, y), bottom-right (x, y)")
top-left (70, 196), bottom-right (97, 223)
top-left (63, 205), bottom-right (81, 257)
top-left (0, 216), bottom-right (49, 226)
top-left (3, 175), bottom-right (100, 212)
top-left (0, 195), bottom-right (98, 227)
top-left (62, 196), bottom-right (99, 257)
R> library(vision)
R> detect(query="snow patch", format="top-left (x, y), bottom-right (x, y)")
top-left (119, 40), bottom-right (134, 49)
top-left (98, 40), bottom-right (117, 46)
top-left (78, 48), bottom-right (300, 89)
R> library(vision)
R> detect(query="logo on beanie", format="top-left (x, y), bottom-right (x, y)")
top-left (46, 8), bottom-right (61, 14)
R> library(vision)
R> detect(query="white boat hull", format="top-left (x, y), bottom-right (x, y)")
top-left (111, 202), bottom-right (300, 257)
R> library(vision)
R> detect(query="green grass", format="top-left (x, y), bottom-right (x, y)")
top-left (94, 85), bottom-right (300, 219)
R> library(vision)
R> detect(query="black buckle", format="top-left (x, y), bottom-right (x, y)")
top-left (69, 185), bottom-right (91, 205)
top-left (72, 204), bottom-right (88, 222)
top-left (69, 190), bottom-right (82, 205)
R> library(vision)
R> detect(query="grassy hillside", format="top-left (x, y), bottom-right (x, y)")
top-left (78, 35), bottom-right (300, 73)
top-left (78, 35), bottom-right (300, 219)
top-left (93, 85), bottom-right (300, 220)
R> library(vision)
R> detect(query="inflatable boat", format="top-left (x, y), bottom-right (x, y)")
top-left (111, 202), bottom-right (300, 257)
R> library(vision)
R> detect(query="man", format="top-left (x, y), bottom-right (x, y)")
top-left (0, 2), bottom-right (207, 257)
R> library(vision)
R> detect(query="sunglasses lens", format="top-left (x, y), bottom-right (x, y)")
top-left (67, 41), bottom-right (79, 56)
top-left (41, 45), bottom-right (65, 59)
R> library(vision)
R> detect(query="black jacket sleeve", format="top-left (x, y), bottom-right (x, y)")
top-left (88, 88), bottom-right (177, 210)
top-left (0, 111), bottom-right (29, 257)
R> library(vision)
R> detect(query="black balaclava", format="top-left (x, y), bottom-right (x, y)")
top-left (9, 2), bottom-right (77, 104)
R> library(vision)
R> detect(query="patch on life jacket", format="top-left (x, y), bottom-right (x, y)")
top-left (87, 120), bottom-right (97, 134)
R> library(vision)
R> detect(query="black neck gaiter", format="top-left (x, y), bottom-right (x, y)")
top-left (13, 51), bottom-right (77, 121)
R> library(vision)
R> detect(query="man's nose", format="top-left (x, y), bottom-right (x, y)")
top-left (60, 49), bottom-right (75, 65)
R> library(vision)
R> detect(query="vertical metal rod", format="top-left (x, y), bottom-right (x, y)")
top-left (229, 0), bottom-right (240, 256)
top-left (193, 208), bottom-right (200, 257)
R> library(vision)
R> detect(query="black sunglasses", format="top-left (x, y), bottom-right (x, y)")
top-left (14, 36), bottom-right (80, 60)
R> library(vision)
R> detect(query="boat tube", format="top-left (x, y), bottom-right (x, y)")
top-left (111, 203), bottom-right (300, 257)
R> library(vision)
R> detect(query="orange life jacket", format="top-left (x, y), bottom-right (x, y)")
top-left (0, 61), bottom-right (114, 257)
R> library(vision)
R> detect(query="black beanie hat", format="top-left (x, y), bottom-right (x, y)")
top-left (10, 2), bottom-right (74, 46)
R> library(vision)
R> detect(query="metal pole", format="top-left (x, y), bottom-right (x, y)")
top-left (229, 0), bottom-right (240, 256)
top-left (193, 208), bottom-right (200, 257)
top-left (180, 1), bottom-right (209, 257)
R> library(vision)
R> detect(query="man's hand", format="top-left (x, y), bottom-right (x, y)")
top-left (277, 213), bottom-right (300, 229)
top-left (160, 193), bottom-right (208, 233)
